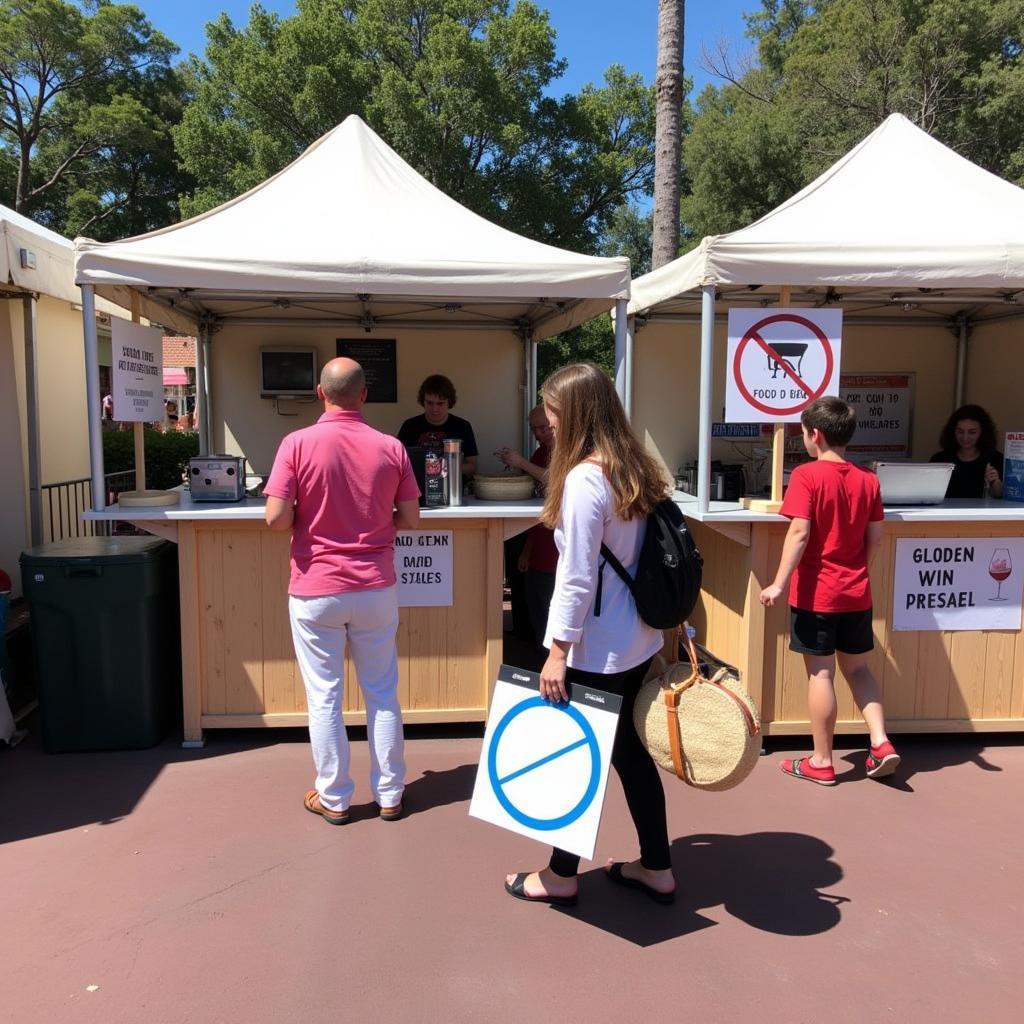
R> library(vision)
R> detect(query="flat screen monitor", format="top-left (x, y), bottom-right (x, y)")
top-left (259, 347), bottom-right (317, 399)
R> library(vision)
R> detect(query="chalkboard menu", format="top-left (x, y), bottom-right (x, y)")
top-left (336, 339), bottom-right (397, 402)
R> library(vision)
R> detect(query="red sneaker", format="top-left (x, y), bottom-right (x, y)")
top-left (865, 741), bottom-right (901, 779)
top-left (780, 757), bottom-right (836, 786)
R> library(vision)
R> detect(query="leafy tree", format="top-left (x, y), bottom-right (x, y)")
top-left (0, 0), bottom-right (179, 232)
top-left (174, 0), bottom-right (655, 251)
top-left (683, 0), bottom-right (1024, 241)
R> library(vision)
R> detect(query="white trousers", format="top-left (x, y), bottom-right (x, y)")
top-left (288, 587), bottom-right (405, 811)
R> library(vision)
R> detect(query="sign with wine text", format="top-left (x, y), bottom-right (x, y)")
top-left (892, 538), bottom-right (1024, 631)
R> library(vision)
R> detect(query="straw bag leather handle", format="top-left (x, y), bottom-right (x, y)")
top-left (660, 624), bottom-right (760, 783)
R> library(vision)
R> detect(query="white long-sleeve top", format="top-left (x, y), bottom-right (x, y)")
top-left (543, 462), bottom-right (664, 673)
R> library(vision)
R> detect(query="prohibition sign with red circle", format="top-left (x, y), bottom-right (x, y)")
top-left (733, 313), bottom-right (835, 417)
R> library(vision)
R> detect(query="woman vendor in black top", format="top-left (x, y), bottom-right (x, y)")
top-left (929, 404), bottom-right (1004, 499)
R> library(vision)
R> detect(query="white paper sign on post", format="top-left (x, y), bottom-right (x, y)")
top-left (111, 319), bottom-right (164, 422)
top-left (469, 665), bottom-right (621, 860)
top-left (840, 373), bottom-right (914, 460)
top-left (726, 308), bottom-right (843, 423)
top-left (394, 530), bottom-right (453, 607)
top-left (892, 537), bottom-right (1024, 631)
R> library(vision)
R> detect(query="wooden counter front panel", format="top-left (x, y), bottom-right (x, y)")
top-left (179, 519), bottom-right (497, 737)
top-left (689, 518), bottom-right (1024, 734)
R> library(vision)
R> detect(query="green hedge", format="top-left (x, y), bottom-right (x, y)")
top-left (103, 428), bottom-right (199, 491)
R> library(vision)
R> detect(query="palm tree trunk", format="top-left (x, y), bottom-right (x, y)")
top-left (652, 0), bottom-right (684, 269)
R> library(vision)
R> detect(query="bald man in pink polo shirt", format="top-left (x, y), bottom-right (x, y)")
top-left (265, 358), bottom-right (421, 825)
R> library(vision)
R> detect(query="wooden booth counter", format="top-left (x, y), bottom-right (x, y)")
top-left (680, 496), bottom-right (1024, 735)
top-left (86, 494), bottom-right (541, 745)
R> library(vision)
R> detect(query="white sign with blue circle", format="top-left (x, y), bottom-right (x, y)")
top-left (469, 664), bottom-right (622, 859)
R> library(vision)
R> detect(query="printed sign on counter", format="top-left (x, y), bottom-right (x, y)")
top-left (469, 664), bottom-right (621, 860)
top-left (840, 373), bottom-right (914, 460)
top-left (726, 308), bottom-right (842, 423)
top-left (1004, 432), bottom-right (1024, 503)
top-left (893, 538), bottom-right (1024, 631)
top-left (111, 319), bottom-right (164, 422)
top-left (394, 530), bottom-right (452, 607)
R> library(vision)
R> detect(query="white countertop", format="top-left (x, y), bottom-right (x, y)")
top-left (674, 493), bottom-right (1024, 524)
top-left (82, 490), bottom-right (544, 522)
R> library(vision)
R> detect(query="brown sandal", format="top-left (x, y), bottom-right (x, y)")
top-left (304, 789), bottom-right (349, 825)
top-left (378, 802), bottom-right (403, 822)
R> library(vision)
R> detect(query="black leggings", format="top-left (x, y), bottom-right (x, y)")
top-left (548, 657), bottom-right (670, 878)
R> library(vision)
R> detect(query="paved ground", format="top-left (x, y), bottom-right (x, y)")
top-left (3, 717), bottom-right (1023, 1023)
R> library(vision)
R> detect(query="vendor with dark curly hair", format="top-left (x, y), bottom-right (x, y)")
top-left (397, 374), bottom-right (478, 478)
top-left (929, 404), bottom-right (1003, 499)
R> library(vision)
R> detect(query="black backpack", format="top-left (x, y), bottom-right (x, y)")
top-left (596, 498), bottom-right (704, 630)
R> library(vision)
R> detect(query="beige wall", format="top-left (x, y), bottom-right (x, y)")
top-left (632, 317), bottom-right (960, 486)
top-left (964, 318), bottom-right (1024, 442)
top-left (210, 326), bottom-right (525, 475)
top-left (8, 294), bottom-right (93, 486)
top-left (0, 302), bottom-right (30, 596)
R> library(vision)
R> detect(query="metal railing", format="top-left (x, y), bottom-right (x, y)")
top-left (40, 470), bottom-right (137, 544)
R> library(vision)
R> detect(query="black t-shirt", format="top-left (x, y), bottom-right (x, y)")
top-left (397, 412), bottom-right (478, 457)
top-left (929, 449), bottom-right (1004, 498)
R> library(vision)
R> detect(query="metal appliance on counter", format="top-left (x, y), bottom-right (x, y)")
top-left (188, 455), bottom-right (247, 502)
top-left (443, 438), bottom-right (463, 506)
top-left (675, 461), bottom-right (746, 501)
top-left (870, 461), bottom-right (953, 505)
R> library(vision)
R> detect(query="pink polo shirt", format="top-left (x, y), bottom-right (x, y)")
top-left (264, 409), bottom-right (420, 596)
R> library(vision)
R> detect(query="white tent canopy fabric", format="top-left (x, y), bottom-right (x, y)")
top-left (74, 115), bottom-right (630, 339)
top-left (3, 203), bottom-right (88, 304)
top-left (630, 113), bottom-right (1024, 317)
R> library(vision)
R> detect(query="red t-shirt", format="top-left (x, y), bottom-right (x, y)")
top-left (527, 445), bottom-right (558, 573)
top-left (780, 459), bottom-right (884, 613)
top-left (264, 409), bottom-right (420, 596)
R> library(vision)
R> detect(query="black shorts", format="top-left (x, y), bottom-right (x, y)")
top-left (789, 607), bottom-right (874, 656)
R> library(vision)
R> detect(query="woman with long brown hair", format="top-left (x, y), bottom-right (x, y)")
top-left (504, 363), bottom-right (678, 907)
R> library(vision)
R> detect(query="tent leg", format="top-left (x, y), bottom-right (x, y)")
top-left (624, 314), bottom-right (635, 420)
top-left (81, 285), bottom-right (105, 512)
top-left (614, 298), bottom-right (628, 408)
top-left (954, 316), bottom-right (968, 408)
top-left (23, 296), bottom-right (43, 545)
top-left (197, 324), bottom-right (211, 455)
top-left (697, 285), bottom-right (715, 514)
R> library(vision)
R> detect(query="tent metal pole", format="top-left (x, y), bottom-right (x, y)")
top-left (524, 335), bottom-right (538, 454)
top-left (614, 298), bottom-right (627, 406)
top-left (22, 296), bottom-right (43, 545)
top-left (954, 316), bottom-right (968, 407)
top-left (81, 285), bottom-right (105, 512)
top-left (697, 285), bottom-right (715, 514)
top-left (624, 315), bottom-right (635, 420)
top-left (196, 323), bottom-right (210, 455)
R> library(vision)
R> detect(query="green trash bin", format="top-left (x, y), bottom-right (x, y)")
top-left (20, 537), bottom-right (180, 753)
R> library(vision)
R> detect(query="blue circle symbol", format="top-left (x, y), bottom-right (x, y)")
top-left (487, 697), bottom-right (601, 830)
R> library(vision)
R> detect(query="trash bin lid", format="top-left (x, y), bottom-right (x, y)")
top-left (20, 536), bottom-right (170, 566)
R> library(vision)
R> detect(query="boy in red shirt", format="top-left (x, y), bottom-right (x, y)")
top-left (760, 397), bottom-right (900, 785)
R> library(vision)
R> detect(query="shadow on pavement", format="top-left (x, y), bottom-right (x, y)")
top-left (833, 733), bottom-right (1004, 792)
top-left (558, 830), bottom-right (845, 947)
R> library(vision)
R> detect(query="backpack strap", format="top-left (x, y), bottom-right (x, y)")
top-left (596, 543), bottom-right (635, 618)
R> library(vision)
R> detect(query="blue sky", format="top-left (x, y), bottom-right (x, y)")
top-left (140, 1), bottom-right (758, 100)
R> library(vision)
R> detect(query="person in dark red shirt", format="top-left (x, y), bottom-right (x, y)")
top-left (760, 397), bottom-right (900, 786)
top-left (497, 405), bottom-right (558, 649)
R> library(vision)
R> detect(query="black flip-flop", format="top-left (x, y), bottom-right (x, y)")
top-left (504, 872), bottom-right (578, 907)
top-left (605, 862), bottom-right (676, 905)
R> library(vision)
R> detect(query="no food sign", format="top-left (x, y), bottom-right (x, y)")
top-left (725, 309), bottom-right (843, 423)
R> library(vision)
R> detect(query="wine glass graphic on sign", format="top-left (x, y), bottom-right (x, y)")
top-left (988, 548), bottom-right (1012, 602)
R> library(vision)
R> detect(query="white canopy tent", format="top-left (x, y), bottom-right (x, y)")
top-left (625, 113), bottom-right (1024, 511)
top-left (74, 114), bottom-right (631, 510)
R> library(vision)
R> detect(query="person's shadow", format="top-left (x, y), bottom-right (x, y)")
top-left (555, 831), bottom-right (846, 947)
top-left (835, 734), bottom-right (1003, 793)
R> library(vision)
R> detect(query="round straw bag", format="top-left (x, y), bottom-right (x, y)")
top-left (634, 629), bottom-right (761, 792)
